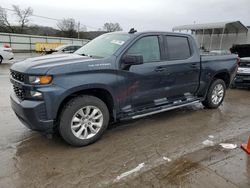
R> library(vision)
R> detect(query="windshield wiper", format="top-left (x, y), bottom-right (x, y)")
top-left (81, 53), bottom-right (89, 57)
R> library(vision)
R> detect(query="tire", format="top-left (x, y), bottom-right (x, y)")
top-left (0, 56), bottom-right (3, 64)
top-left (59, 95), bottom-right (109, 146)
top-left (202, 79), bottom-right (226, 109)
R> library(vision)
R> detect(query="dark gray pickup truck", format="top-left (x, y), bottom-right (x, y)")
top-left (10, 30), bottom-right (238, 146)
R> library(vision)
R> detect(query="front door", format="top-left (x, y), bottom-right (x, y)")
top-left (119, 35), bottom-right (167, 111)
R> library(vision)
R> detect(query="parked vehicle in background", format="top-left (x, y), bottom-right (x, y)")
top-left (43, 44), bottom-right (82, 55)
top-left (10, 30), bottom-right (238, 146)
top-left (230, 44), bottom-right (250, 58)
top-left (232, 57), bottom-right (250, 88)
top-left (0, 44), bottom-right (14, 64)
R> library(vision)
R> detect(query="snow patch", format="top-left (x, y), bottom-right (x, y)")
top-left (219, 143), bottom-right (237, 149)
top-left (163, 156), bottom-right (172, 162)
top-left (202, 139), bottom-right (215, 146)
top-left (208, 135), bottom-right (214, 139)
top-left (114, 163), bottom-right (145, 182)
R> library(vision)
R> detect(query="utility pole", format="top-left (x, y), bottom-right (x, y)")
top-left (78, 21), bottom-right (80, 39)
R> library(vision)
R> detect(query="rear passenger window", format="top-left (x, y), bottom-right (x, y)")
top-left (126, 36), bottom-right (160, 63)
top-left (165, 36), bottom-right (191, 60)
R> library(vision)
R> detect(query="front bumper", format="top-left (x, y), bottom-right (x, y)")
top-left (10, 93), bottom-right (54, 133)
top-left (233, 74), bottom-right (250, 87)
top-left (2, 51), bottom-right (14, 60)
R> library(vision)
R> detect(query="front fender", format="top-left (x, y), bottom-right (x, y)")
top-left (51, 83), bottom-right (118, 120)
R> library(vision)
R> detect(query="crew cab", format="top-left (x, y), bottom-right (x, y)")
top-left (10, 30), bottom-right (238, 146)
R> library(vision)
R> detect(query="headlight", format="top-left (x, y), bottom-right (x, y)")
top-left (28, 75), bottom-right (53, 85)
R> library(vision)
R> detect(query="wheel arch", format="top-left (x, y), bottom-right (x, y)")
top-left (56, 86), bottom-right (118, 124)
top-left (213, 71), bottom-right (231, 88)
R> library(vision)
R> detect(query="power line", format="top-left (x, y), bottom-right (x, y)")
top-left (2, 7), bottom-right (100, 30)
top-left (3, 7), bottom-right (62, 21)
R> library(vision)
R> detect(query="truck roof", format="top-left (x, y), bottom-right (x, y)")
top-left (111, 30), bottom-right (191, 38)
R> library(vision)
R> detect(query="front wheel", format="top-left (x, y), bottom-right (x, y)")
top-left (202, 79), bottom-right (226, 109)
top-left (59, 95), bottom-right (109, 146)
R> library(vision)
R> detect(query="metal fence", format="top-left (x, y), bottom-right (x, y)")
top-left (0, 32), bottom-right (89, 52)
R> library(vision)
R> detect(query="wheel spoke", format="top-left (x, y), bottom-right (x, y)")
top-left (89, 109), bottom-right (99, 118)
top-left (82, 129), bottom-right (88, 139)
top-left (218, 85), bottom-right (222, 90)
top-left (85, 106), bottom-right (91, 116)
top-left (72, 116), bottom-right (81, 123)
top-left (89, 125), bottom-right (97, 134)
top-left (213, 96), bottom-right (217, 103)
top-left (72, 123), bottom-right (82, 129)
top-left (93, 113), bottom-right (103, 120)
top-left (92, 122), bottom-right (102, 128)
top-left (78, 109), bottom-right (85, 118)
top-left (75, 126), bottom-right (85, 137)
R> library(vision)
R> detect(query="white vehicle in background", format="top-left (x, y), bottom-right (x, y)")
top-left (43, 44), bottom-right (83, 55)
top-left (0, 44), bottom-right (14, 64)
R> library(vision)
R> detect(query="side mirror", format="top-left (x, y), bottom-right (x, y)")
top-left (122, 55), bottom-right (143, 66)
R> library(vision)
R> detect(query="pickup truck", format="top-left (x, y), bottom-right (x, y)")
top-left (10, 30), bottom-right (238, 146)
top-left (232, 57), bottom-right (250, 88)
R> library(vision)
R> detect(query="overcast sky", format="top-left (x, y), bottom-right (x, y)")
top-left (1, 0), bottom-right (250, 31)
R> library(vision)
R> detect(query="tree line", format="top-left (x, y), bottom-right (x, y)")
top-left (0, 5), bottom-right (123, 39)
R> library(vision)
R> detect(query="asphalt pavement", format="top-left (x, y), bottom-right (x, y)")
top-left (0, 54), bottom-right (249, 188)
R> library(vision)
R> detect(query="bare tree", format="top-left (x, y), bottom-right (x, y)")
top-left (12, 5), bottom-right (33, 33)
top-left (57, 18), bottom-right (77, 38)
top-left (0, 6), bottom-right (15, 33)
top-left (103, 22), bottom-right (122, 32)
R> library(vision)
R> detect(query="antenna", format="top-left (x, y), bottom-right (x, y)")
top-left (129, 28), bottom-right (137, 34)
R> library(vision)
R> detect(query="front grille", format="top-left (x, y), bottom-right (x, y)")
top-left (37, 104), bottom-right (47, 120)
top-left (235, 75), bottom-right (250, 83)
top-left (10, 70), bottom-right (25, 82)
top-left (13, 85), bottom-right (25, 100)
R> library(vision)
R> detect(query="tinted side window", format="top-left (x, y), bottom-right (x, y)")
top-left (63, 46), bottom-right (72, 51)
top-left (165, 36), bottom-right (191, 60)
top-left (127, 36), bottom-right (160, 63)
top-left (74, 46), bottom-right (81, 51)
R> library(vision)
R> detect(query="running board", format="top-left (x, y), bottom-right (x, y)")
top-left (122, 100), bottom-right (200, 120)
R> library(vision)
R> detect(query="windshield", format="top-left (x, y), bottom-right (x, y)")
top-left (74, 33), bottom-right (130, 58)
top-left (55, 45), bottom-right (67, 51)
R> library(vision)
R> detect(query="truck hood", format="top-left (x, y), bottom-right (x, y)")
top-left (10, 54), bottom-right (100, 74)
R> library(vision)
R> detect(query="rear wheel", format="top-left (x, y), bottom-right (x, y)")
top-left (0, 56), bottom-right (3, 64)
top-left (202, 79), bottom-right (226, 109)
top-left (59, 95), bottom-right (109, 146)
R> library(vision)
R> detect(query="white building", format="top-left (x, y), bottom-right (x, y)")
top-left (173, 21), bottom-right (250, 51)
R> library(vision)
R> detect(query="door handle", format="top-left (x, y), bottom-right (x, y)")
top-left (155, 66), bottom-right (166, 72)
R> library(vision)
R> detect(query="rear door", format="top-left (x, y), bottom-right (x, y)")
top-left (160, 35), bottom-right (200, 100)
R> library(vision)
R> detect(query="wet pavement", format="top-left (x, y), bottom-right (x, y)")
top-left (0, 54), bottom-right (250, 187)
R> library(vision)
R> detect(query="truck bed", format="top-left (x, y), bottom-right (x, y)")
top-left (201, 54), bottom-right (238, 62)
